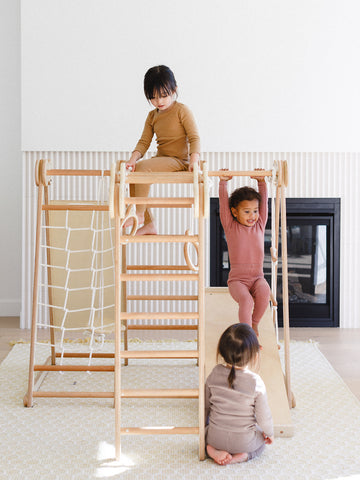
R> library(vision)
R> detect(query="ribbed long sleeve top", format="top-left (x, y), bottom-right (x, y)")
top-left (219, 180), bottom-right (268, 281)
top-left (134, 101), bottom-right (200, 161)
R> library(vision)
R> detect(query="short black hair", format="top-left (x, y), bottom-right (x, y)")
top-left (229, 186), bottom-right (261, 211)
top-left (143, 65), bottom-right (177, 100)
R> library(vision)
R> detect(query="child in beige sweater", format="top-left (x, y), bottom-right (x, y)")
top-left (205, 323), bottom-right (274, 465)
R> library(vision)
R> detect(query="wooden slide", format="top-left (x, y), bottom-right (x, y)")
top-left (205, 287), bottom-right (294, 437)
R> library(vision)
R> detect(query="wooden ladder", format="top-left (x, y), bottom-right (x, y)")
top-left (110, 161), bottom-right (207, 461)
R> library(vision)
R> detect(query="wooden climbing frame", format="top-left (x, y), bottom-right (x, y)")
top-left (25, 158), bottom-right (291, 463)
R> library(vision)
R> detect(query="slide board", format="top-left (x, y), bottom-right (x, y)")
top-left (205, 287), bottom-right (294, 437)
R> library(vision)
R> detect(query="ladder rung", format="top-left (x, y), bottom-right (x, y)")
top-left (120, 313), bottom-right (199, 320)
top-left (123, 172), bottom-right (195, 184)
top-left (127, 265), bottom-right (192, 271)
top-left (125, 197), bottom-right (194, 207)
top-left (120, 235), bottom-right (199, 244)
top-left (121, 350), bottom-right (199, 359)
top-left (34, 365), bottom-right (114, 372)
top-left (121, 427), bottom-right (199, 435)
top-left (127, 295), bottom-right (198, 301)
top-left (42, 204), bottom-right (108, 212)
top-left (127, 325), bottom-right (198, 331)
top-left (33, 391), bottom-right (114, 398)
top-left (121, 389), bottom-right (199, 398)
top-left (120, 273), bottom-right (198, 281)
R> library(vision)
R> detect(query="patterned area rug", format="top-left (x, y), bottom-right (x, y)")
top-left (1, 340), bottom-right (360, 480)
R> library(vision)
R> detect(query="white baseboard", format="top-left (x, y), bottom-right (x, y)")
top-left (0, 299), bottom-right (21, 316)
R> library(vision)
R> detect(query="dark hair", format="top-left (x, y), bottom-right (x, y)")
top-left (144, 65), bottom-right (178, 100)
top-left (217, 323), bottom-right (259, 389)
top-left (229, 186), bottom-right (261, 212)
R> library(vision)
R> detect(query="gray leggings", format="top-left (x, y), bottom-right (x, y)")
top-left (205, 426), bottom-right (266, 461)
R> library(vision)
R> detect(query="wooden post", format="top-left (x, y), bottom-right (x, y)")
top-left (44, 186), bottom-right (56, 365)
top-left (24, 183), bottom-right (44, 407)
top-left (114, 195), bottom-right (122, 461)
top-left (280, 163), bottom-right (292, 407)
top-left (198, 182), bottom-right (206, 460)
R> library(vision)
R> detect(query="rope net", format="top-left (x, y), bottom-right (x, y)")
top-left (36, 182), bottom-right (115, 364)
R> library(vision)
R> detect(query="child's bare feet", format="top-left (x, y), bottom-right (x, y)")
top-left (135, 221), bottom-right (157, 236)
top-left (206, 445), bottom-right (233, 466)
top-left (229, 452), bottom-right (248, 464)
top-left (252, 325), bottom-right (263, 349)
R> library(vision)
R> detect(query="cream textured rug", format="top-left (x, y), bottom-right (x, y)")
top-left (1, 340), bottom-right (360, 480)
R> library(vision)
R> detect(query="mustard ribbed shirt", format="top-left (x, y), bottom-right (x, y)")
top-left (134, 101), bottom-right (200, 161)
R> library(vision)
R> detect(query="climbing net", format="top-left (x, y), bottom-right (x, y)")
top-left (35, 174), bottom-right (115, 364)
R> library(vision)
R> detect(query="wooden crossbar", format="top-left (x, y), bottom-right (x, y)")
top-left (121, 389), bottom-right (199, 398)
top-left (120, 235), bottom-right (199, 243)
top-left (127, 265), bottom-right (192, 271)
top-left (208, 169), bottom-right (273, 177)
top-left (127, 295), bottom-right (198, 301)
top-left (125, 197), bottom-right (194, 206)
top-left (120, 273), bottom-right (198, 281)
top-left (123, 350), bottom-right (198, 359)
top-left (32, 389), bottom-right (199, 399)
top-left (32, 391), bottom-right (114, 398)
top-left (127, 324), bottom-right (198, 330)
top-left (119, 312), bottom-right (199, 320)
top-left (121, 427), bottom-right (199, 435)
top-left (42, 204), bottom-right (109, 211)
top-left (47, 169), bottom-right (111, 177)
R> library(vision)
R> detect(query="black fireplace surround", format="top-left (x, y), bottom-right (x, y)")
top-left (210, 198), bottom-right (340, 327)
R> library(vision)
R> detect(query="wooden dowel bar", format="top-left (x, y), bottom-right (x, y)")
top-left (55, 352), bottom-right (115, 358)
top-left (32, 389), bottom-right (199, 399)
top-left (122, 350), bottom-right (199, 359)
top-left (127, 295), bottom-right (198, 301)
top-left (34, 364), bottom-right (114, 372)
top-left (33, 391), bottom-right (114, 398)
top-left (121, 389), bottom-right (199, 398)
top-left (120, 235), bottom-right (199, 244)
top-left (208, 170), bottom-right (273, 178)
top-left (125, 197), bottom-right (194, 206)
top-left (47, 169), bottom-right (111, 177)
top-left (127, 324), bottom-right (197, 330)
top-left (127, 265), bottom-right (192, 271)
top-left (120, 312), bottom-right (199, 320)
top-left (42, 204), bottom-right (109, 212)
top-left (121, 427), bottom-right (199, 435)
top-left (123, 172), bottom-right (194, 184)
top-left (120, 273), bottom-right (199, 281)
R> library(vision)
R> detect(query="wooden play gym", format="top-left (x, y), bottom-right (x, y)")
top-left (24, 158), bottom-right (293, 461)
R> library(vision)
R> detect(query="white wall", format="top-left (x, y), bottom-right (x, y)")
top-left (21, 0), bottom-right (360, 151)
top-left (0, 0), bottom-right (21, 316)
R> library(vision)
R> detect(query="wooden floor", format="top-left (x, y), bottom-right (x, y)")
top-left (1, 316), bottom-right (360, 401)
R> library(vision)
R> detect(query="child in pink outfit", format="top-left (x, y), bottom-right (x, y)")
top-left (219, 169), bottom-right (270, 336)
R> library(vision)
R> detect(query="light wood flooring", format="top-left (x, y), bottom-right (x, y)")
top-left (1, 317), bottom-right (360, 401)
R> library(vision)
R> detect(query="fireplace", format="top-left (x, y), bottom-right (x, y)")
top-left (210, 198), bottom-right (340, 327)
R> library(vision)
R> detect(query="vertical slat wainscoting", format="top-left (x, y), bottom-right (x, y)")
top-left (22, 152), bottom-right (360, 328)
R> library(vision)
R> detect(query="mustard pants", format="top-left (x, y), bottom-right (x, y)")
top-left (130, 156), bottom-right (189, 225)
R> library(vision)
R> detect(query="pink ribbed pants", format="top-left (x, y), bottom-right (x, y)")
top-left (228, 276), bottom-right (270, 327)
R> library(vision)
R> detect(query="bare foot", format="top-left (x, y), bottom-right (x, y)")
top-left (206, 445), bottom-right (233, 466)
top-left (135, 221), bottom-right (157, 236)
top-left (229, 452), bottom-right (248, 464)
top-left (252, 325), bottom-right (263, 349)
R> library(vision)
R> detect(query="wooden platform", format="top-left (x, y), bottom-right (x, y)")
top-left (205, 287), bottom-right (294, 437)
